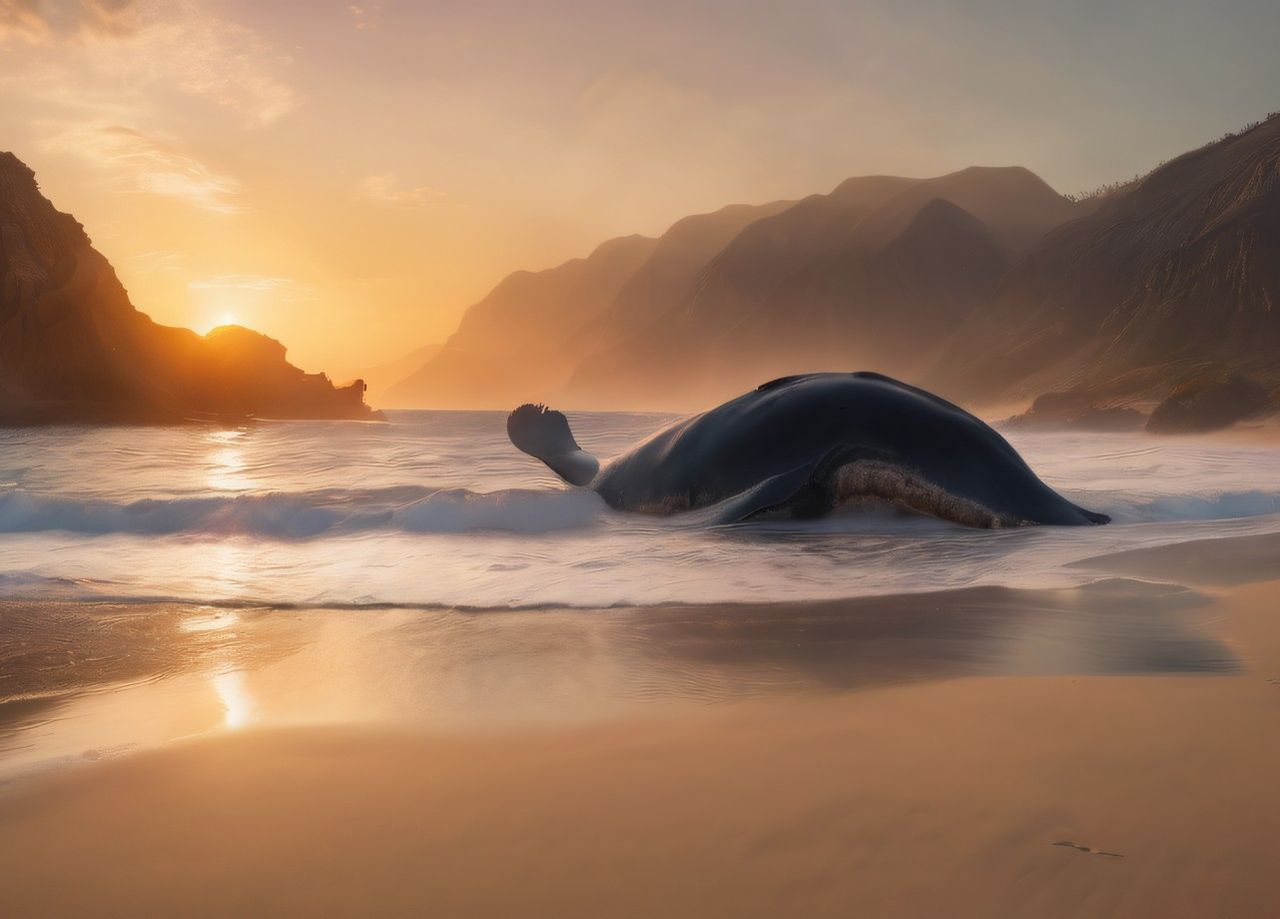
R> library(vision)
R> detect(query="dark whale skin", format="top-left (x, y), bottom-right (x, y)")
top-left (590, 372), bottom-right (1108, 526)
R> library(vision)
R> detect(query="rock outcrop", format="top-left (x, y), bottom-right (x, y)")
top-left (0, 152), bottom-right (378, 423)
top-left (1146, 375), bottom-right (1274, 434)
top-left (1003, 391), bottom-right (1147, 432)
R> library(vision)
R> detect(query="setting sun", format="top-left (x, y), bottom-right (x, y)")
top-left (199, 313), bottom-right (239, 335)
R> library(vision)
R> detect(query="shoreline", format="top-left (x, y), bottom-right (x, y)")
top-left (14, 517), bottom-right (1279, 710)
top-left (0, 572), bottom-right (1240, 777)
top-left (1, 577), bottom-right (1276, 917)
top-left (1, 532), bottom-right (1277, 915)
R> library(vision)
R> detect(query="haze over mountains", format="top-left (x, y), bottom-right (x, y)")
top-left (353, 343), bottom-right (441, 408)
top-left (569, 167), bottom-right (1084, 408)
top-left (6, 109), bottom-right (1277, 424)
top-left (391, 113), bottom-right (1280, 414)
top-left (929, 113), bottom-right (1280, 404)
top-left (387, 200), bottom-right (793, 409)
top-left (0, 153), bottom-right (376, 424)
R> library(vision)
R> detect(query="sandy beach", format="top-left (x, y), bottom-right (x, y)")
top-left (2, 537), bottom-right (1277, 918)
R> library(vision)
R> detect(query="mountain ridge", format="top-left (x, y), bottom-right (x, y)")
top-left (388, 113), bottom-right (1280, 416)
top-left (563, 166), bottom-right (1085, 408)
top-left (928, 112), bottom-right (1280, 403)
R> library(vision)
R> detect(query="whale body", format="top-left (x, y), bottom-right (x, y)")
top-left (507, 372), bottom-right (1109, 527)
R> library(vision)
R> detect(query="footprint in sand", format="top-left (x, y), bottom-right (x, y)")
top-left (1053, 841), bottom-right (1124, 858)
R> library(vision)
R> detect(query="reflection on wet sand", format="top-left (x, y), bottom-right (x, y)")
top-left (0, 575), bottom-right (1233, 778)
top-left (628, 579), bottom-right (1229, 688)
top-left (213, 671), bottom-right (253, 730)
top-left (0, 603), bottom-right (308, 779)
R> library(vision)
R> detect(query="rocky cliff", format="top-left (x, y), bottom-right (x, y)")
top-left (930, 114), bottom-right (1280, 403)
top-left (0, 152), bottom-right (377, 423)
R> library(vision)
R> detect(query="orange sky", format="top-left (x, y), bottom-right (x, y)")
top-left (2, 0), bottom-right (1278, 378)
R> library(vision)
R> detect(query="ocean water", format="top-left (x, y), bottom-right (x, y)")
top-left (0, 410), bottom-right (1278, 610)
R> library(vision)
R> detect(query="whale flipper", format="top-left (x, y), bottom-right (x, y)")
top-left (709, 443), bottom-right (887, 523)
top-left (711, 463), bottom-right (822, 524)
top-left (507, 403), bottom-right (600, 487)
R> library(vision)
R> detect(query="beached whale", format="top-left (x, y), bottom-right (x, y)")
top-left (507, 372), bottom-right (1110, 527)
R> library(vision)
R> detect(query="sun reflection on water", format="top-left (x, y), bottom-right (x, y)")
top-left (206, 428), bottom-right (253, 492)
top-left (213, 670), bottom-right (254, 730)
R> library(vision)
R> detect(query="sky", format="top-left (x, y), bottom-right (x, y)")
top-left (2, 0), bottom-right (1278, 376)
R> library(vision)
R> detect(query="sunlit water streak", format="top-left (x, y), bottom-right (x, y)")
top-left (0, 411), bottom-right (1277, 609)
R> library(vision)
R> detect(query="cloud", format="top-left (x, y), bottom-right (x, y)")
top-left (358, 172), bottom-right (445, 208)
top-left (0, 0), bottom-right (139, 43)
top-left (348, 2), bottom-right (381, 31)
top-left (190, 274), bottom-right (299, 291)
top-left (1, 0), bottom-right (295, 125)
top-left (189, 274), bottom-right (314, 301)
top-left (136, 2), bottom-right (295, 125)
top-left (45, 123), bottom-right (242, 213)
top-left (127, 249), bottom-right (187, 272)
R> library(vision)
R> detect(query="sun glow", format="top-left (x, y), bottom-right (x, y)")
top-left (199, 312), bottom-right (239, 335)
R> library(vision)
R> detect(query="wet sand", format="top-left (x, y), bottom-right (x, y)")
top-left (1, 538), bottom-right (1278, 917)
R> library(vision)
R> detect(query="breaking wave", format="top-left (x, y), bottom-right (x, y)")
top-left (1, 482), bottom-right (1279, 539)
top-left (0, 486), bottom-right (607, 538)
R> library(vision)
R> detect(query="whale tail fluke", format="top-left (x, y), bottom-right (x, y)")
top-left (507, 403), bottom-right (600, 487)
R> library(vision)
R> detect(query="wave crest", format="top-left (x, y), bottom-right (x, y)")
top-left (0, 487), bottom-right (604, 538)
